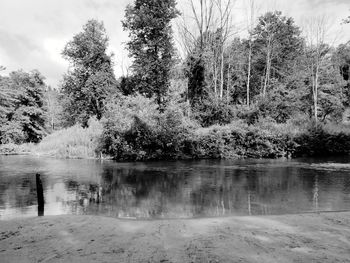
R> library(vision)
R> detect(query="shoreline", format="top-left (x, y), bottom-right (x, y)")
top-left (1, 148), bottom-right (349, 162)
top-left (1, 212), bottom-right (350, 262)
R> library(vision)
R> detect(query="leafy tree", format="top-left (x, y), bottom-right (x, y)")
top-left (122, 0), bottom-right (179, 106)
top-left (333, 42), bottom-right (350, 106)
top-left (61, 19), bottom-right (117, 126)
top-left (251, 11), bottom-right (304, 96)
top-left (0, 75), bottom-right (19, 142)
top-left (0, 70), bottom-right (47, 143)
top-left (316, 54), bottom-right (345, 122)
top-left (0, 75), bottom-right (16, 117)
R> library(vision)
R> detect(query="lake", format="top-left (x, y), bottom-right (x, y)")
top-left (1, 155), bottom-right (350, 220)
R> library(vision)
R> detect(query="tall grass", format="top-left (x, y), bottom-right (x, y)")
top-left (35, 118), bottom-right (103, 159)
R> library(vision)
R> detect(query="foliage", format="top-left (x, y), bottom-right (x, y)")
top-left (193, 98), bottom-right (237, 127)
top-left (0, 70), bottom-right (47, 144)
top-left (251, 11), bottom-right (304, 95)
top-left (61, 19), bottom-right (118, 126)
top-left (101, 116), bottom-right (299, 161)
top-left (35, 117), bottom-right (103, 158)
top-left (122, 0), bottom-right (180, 105)
top-left (294, 124), bottom-right (350, 157)
top-left (187, 120), bottom-right (297, 159)
top-left (100, 94), bottom-right (199, 160)
top-left (0, 143), bottom-right (34, 155)
top-left (3, 9), bottom-right (350, 161)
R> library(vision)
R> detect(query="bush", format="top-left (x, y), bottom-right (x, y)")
top-left (187, 120), bottom-right (295, 159)
top-left (101, 98), bottom-right (198, 161)
top-left (294, 123), bottom-right (350, 157)
top-left (98, 94), bottom-right (350, 161)
top-left (100, 94), bottom-right (160, 160)
top-left (193, 98), bottom-right (237, 127)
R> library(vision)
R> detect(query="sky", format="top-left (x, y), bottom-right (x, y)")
top-left (0, 0), bottom-right (350, 88)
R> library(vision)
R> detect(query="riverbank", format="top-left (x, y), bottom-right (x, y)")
top-left (1, 212), bottom-right (349, 263)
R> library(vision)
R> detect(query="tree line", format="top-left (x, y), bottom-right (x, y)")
top-left (1, 0), bottom-right (350, 160)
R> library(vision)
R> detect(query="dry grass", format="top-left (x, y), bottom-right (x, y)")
top-left (34, 118), bottom-right (103, 159)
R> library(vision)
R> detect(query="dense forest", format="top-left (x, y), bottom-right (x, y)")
top-left (1, 0), bottom-right (350, 160)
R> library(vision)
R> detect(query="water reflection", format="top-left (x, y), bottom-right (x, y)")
top-left (0, 156), bottom-right (350, 219)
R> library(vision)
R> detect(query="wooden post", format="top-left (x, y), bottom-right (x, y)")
top-left (36, 173), bottom-right (44, 216)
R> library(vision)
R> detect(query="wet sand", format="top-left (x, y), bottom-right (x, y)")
top-left (1, 212), bottom-right (350, 263)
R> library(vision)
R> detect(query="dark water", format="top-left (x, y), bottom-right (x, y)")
top-left (1, 155), bottom-right (350, 220)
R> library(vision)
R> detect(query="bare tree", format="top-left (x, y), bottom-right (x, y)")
top-left (214, 0), bottom-right (234, 99)
top-left (303, 16), bottom-right (331, 123)
top-left (176, 0), bottom-right (215, 55)
top-left (177, 0), bottom-right (236, 100)
top-left (244, 0), bottom-right (257, 106)
top-left (119, 55), bottom-right (131, 77)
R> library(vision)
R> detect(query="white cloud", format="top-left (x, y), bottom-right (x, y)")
top-left (0, 0), bottom-right (349, 88)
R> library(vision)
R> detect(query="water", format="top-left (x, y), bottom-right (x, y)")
top-left (0, 155), bottom-right (350, 220)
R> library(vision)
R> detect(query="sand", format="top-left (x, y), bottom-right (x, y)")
top-left (1, 212), bottom-right (350, 263)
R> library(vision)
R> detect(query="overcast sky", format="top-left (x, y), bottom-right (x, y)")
top-left (0, 0), bottom-right (349, 88)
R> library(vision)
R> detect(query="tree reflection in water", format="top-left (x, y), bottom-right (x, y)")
top-left (1, 157), bottom-right (350, 219)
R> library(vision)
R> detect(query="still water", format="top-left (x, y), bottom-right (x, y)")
top-left (1, 155), bottom-right (350, 220)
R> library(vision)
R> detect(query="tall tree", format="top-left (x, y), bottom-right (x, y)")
top-left (61, 19), bottom-right (117, 126)
top-left (251, 11), bottom-right (304, 97)
top-left (123, 0), bottom-right (180, 106)
top-left (214, 0), bottom-right (234, 100)
top-left (180, 0), bottom-right (235, 104)
top-left (333, 41), bottom-right (350, 106)
top-left (303, 16), bottom-right (330, 123)
top-left (244, 0), bottom-right (257, 106)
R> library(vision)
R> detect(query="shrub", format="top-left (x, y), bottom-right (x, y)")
top-left (101, 99), bottom-right (197, 161)
top-left (294, 123), bottom-right (350, 157)
top-left (99, 94), bottom-right (350, 161)
top-left (187, 120), bottom-right (296, 159)
top-left (193, 98), bottom-right (237, 127)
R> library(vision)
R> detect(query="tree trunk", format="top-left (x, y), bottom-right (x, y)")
top-left (263, 47), bottom-right (271, 97)
top-left (314, 67), bottom-right (319, 124)
top-left (220, 47), bottom-right (224, 99)
top-left (247, 40), bottom-right (252, 106)
top-left (227, 57), bottom-right (231, 103)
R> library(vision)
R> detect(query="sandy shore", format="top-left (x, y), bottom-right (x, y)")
top-left (1, 212), bottom-right (350, 263)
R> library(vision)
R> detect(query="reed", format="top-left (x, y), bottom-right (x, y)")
top-left (34, 118), bottom-right (103, 159)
